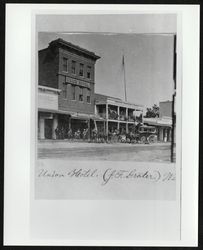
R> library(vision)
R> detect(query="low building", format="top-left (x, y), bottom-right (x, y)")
top-left (143, 101), bottom-right (172, 142)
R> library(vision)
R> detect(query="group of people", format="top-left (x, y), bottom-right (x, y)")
top-left (55, 126), bottom-right (89, 140)
top-left (91, 125), bottom-right (141, 143)
top-left (54, 122), bottom-right (143, 142)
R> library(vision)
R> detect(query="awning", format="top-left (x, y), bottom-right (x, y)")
top-left (38, 108), bottom-right (75, 116)
top-left (71, 113), bottom-right (91, 120)
top-left (143, 117), bottom-right (172, 127)
top-left (39, 108), bottom-right (106, 121)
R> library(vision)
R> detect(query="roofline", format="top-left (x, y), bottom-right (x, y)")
top-left (95, 100), bottom-right (144, 109)
top-left (95, 93), bottom-right (122, 101)
top-left (38, 47), bottom-right (49, 53)
top-left (95, 93), bottom-right (144, 108)
top-left (38, 85), bottom-right (61, 93)
top-left (159, 100), bottom-right (172, 103)
top-left (49, 38), bottom-right (101, 60)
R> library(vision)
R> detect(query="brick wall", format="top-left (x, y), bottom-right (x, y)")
top-left (58, 74), bottom-right (95, 114)
top-left (58, 48), bottom-right (95, 82)
top-left (159, 101), bottom-right (172, 118)
top-left (38, 41), bottom-right (98, 115)
top-left (57, 48), bottom-right (96, 114)
top-left (38, 48), bottom-right (59, 89)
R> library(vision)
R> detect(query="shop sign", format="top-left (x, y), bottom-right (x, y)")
top-left (65, 76), bottom-right (90, 89)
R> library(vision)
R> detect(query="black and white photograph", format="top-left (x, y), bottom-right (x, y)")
top-left (36, 14), bottom-right (177, 200)
top-left (4, 4), bottom-right (199, 246)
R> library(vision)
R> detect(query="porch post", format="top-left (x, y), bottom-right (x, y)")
top-left (169, 128), bottom-right (172, 142)
top-left (126, 108), bottom-right (128, 121)
top-left (126, 108), bottom-right (128, 133)
top-left (157, 127), bottom-right (160, 141)
top-left (69, 116), bottom-right (71, 129)
top-left (117, 122), bottom-right (120, 131)
top-left (106, 103), bottom-right (108, 120)
top-left (106, 103), bottom-right (108, 140)
top-left (117, 106), bottom-right (120, 131)
top-left (88, 119), bottom-right (90, 141)
top-left (164, 128), bottom-right (167, 142)
top-left (126, 123), bottom-right (129, 134)
top-left (52, 114), bottom-right (58, 139)
top-left (39, 115), bottom-right (45, 139)
top-left (160, 127), bottom-right (163, 141)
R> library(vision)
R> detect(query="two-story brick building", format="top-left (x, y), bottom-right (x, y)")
top-left (38, 38), bottom-right (100, 139)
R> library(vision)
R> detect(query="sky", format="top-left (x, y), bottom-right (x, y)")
top-left (37, 14), bottom-right (176, 109)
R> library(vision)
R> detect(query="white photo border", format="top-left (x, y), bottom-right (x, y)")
top-left (4, 4), bottom-right (199, 246)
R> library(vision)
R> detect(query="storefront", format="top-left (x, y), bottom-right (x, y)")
top-left (38, 111), bottom-right (58, 140)
top-left (38, 109), bottom-right (98, 140)
top-left (143, 117), bottom-right (172, 142)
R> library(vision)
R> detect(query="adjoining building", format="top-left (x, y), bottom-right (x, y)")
top-left (38, 38), bottom-right (100, 139)
top-left (143, 101), bottom-right (172, 142)
top-left (94, 93), bottom-right (143, 135)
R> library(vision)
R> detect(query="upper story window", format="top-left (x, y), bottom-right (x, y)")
top-left (87, 66), bottom-right (91, 79)
top-left (71, 60), bottom-right (76, 74)
top-left (79, 87), bottom-right (84, 102)
top-left (62, 57), bottom-right (68, 72)
top-left (79, 63), bottom-right (84, 77)
top-left (71, 85), bottom-right (76, 100)
top-left (87, 89), bottom-right (91, 103)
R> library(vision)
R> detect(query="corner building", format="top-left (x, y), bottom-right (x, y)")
top-left (38, 38), bottom-right (100, 139)
top-left (143, 101), bottom-right (172, 142)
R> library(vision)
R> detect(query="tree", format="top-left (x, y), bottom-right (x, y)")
top-left (144, 104), bottom-right (159, 118)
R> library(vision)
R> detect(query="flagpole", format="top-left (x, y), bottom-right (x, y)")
top-left (122, 52), bottom-right (127, 102)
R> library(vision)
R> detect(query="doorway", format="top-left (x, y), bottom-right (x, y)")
top-left (45, 119), bottom-right (53, 139)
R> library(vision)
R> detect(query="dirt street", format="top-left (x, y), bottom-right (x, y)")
top-left (38, 141), bottom-right (173, 162)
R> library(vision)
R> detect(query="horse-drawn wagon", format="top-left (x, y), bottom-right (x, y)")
top-left (118, 125), bottom-right (157, 144)
top-left (137, 125), bottom-right (157, 144)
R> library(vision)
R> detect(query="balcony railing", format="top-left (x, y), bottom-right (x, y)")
top-left (98, 112), bottom-right (106, 119)
top-left (119, 115), bottom-right (127, 121)
top-left (97, 111), bottom-right (141, 123)
top-left (108, 110), bottom-right (119, 120)
top-left (128, 116), bottom-right (135, 122)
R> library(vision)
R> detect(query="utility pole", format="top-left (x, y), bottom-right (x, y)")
top-left (171, 34), bottom-right (176, 163)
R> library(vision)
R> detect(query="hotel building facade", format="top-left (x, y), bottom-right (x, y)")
top-left (38, 38), bottom-right (144, 140)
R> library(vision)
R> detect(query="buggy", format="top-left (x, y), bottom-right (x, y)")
top-left (137, 125), bottom-right (157, 144)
